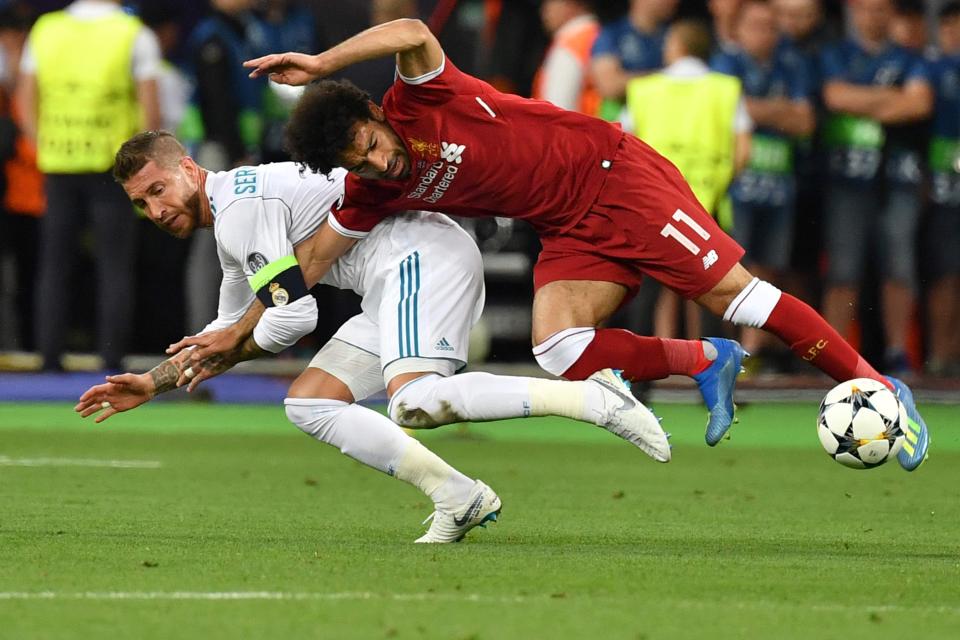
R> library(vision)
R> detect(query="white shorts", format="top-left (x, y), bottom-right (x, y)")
top-left (309, 211), bottom-right (485, 400)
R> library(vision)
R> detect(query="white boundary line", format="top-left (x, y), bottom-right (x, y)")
top-left (0, 456), bottom-right (161, 469)
top-left (0, 591), bottom-right (529, 603)
top-left (0, 592), bottom-right (957, 613)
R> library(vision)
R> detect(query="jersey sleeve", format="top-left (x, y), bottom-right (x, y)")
top-left (327, 175), bottom-right (395, 238)
top-left (196, 245), bottom-right (256, 335)
top-left (216, 198), bottom-right (316, 352)
top-left (388, 53), bottom-right (490, 108)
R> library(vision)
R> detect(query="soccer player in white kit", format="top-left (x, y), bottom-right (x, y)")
top-left (75, 131), bottom-right (669, 543)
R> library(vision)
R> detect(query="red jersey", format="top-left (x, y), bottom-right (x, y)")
top-left (330, 57), bottom-right (624, 238)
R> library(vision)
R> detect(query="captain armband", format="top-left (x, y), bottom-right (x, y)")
top-left (248, 255), bottom-right (310, 308)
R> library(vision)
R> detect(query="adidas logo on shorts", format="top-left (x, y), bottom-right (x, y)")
top-left (435, 337), bottom-right (455, 352)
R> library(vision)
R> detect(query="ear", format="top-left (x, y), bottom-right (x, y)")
top-left (368, 101), bottom-right (386, 122)
top-left (180, 155), bottom-right (200, 179)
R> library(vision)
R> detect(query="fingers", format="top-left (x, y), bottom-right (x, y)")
top-left (175, 365), bottom-right (195, 389)
top-left (76, 382), bottom-right (112, 408)
top-left (186, 367), bottom-right (214, 393)
top-left (242, 54), bottom-right (274, 68)
top-left (166, 335), bottom-right (206, 355)
top-left (94, 406), bottom-right (118, 424)
top-left (105, 373), bottom-right (137, 385)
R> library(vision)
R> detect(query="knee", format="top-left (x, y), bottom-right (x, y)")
top-left (284, 398), bottom-right (347, 438)
top-left (388, 375), bottom-right (445, 428)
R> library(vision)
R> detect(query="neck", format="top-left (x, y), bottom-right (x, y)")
top-left (859, 32), bottom-right (887, 52)
top-left (198, 169), bottom-right (213, 228)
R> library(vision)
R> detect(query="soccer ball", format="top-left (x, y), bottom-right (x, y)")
top-left (817, 378), bottom-right (906, 469)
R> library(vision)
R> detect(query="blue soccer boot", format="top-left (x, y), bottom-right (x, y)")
top-left (692, 338), bottom-right (748, 446)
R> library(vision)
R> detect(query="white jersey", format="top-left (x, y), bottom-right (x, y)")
top-left (201, 162), bottom-right (484, 364)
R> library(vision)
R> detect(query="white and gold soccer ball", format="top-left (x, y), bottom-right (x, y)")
top-left (817, 378), bottom-right (906, 469)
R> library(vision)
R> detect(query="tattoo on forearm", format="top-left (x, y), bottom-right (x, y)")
top-left (149, 360), bottom-right (183, 394)
top-left (196, 353), bottom-right (229, 376)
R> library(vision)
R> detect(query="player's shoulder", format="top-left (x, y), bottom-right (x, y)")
top-left (206, 165), bottom-right (266, 210)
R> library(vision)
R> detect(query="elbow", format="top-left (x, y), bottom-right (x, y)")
top-left (398, 18), bottom-right (433, 47)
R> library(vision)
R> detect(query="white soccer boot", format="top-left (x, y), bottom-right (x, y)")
top-left (587, 368), bottom-right (671, 463)
top-left (415, 480), bottom-right (501, 544)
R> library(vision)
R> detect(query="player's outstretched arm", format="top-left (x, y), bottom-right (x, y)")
top-left (244, 18), bottom-right (443, 85)
top-left (75, 351), bottom-right (192, 423)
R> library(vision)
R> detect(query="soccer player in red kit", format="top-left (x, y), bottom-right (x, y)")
top-left (241, 18), bottom-right (929, 470)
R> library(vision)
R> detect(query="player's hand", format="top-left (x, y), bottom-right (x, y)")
top-left (167, 327), bottom-right (240, 362)
top-left (243, 52), bottom-right (324, 85)
top-left (179, 352), bottom-right (237, 393)
top-left (74, 373), bottom-right (155, 424)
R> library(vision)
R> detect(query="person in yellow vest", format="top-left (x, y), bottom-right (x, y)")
top-left (15, 0), bottom-right (161, 372)
top-left (623, 19), bottom-right (752, 341)
top-left (531, 0), bottom-right (601, 116)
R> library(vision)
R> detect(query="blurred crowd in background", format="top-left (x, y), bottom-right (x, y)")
top-left (0, 0), bottom-right (959, 382)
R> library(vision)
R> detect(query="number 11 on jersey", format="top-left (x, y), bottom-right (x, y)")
top-left (660, 208), bottom-right (710, 255)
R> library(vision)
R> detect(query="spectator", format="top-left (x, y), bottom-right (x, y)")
top-left (624, 18), bottom-right (752, 340)
top-left (0, 1), bottom-right (42, 352)
top-left (179, 0), bottom-right (269, 334)
top-left (924, 0), bottom-right (960, 376)
top-left (820, 0), bottom-right (933, 375)
top-left (257, 0), bottom-right (317, 162)
top-left (708, 0), bottom-right (743, 53)
top-left (712, 0), bottom-right (814, 365)
top-left (890, 0), bottom-right (928, 54)
top-left (532, 0), bottom-right (601, 115)
top-left (140, 4), bottom-right (191, 134)
top-left (773, 0), bottom-right (831, 315)
top-left (16, 0), bottom-right (162, 371)
top-left (133, 3), bottom-right (193, 351)
top-left (591, 0), bottom-right (679, 120)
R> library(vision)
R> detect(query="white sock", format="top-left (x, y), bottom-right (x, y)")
top-left (284, 398), bottom-right (474, 510)
top-left (388, 372), bottom-right (602, 427)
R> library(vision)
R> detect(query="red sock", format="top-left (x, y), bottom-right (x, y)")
top-left (562, 328), bottom-right (711, 381)
top-left (764, 293), bottom-right (891, 389)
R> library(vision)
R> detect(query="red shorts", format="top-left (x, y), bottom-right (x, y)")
top-left (534, 135), bottom-right (744, 301)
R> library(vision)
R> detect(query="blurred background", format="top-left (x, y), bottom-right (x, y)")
top-left (1, 0), bottom-right (959, 399)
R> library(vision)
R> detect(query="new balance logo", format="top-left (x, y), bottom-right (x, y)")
top-left (435, 337), bottom-right (455, 352)
top-left (702, 249), bottom-right (718, 270)
top-left (440, 141), bottom-right (466, 164)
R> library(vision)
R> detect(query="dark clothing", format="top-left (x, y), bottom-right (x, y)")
top-left (186, 9), bottom-right (268, 165)
top-left (35, 172), bottom-right (135, 370)
top-left (0, 212), bottom-right (39, 350)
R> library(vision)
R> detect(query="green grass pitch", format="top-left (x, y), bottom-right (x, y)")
top-left (1, 401), bottom-right (958, 639)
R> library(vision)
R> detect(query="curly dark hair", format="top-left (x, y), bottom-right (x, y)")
top-left (285, 80), bottom-right (374, 175)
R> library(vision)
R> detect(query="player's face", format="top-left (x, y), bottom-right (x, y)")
top-left (850, 0), bottom-right (892, 43)
top-left (940, 16), bottom-right (960, 54)
top-left (737, 3), bottom-right (778, 59)
top-left (541, 0), bottom-right (572, 34)
top-left (774, 0), bottom-right (821, 41)
top-left (890, 14), bottom-right (926, 51)
top-left (123, 158), bottom-right (202, 239)
top-left (340, 109), bottom-right (411, 182)
top-left (707, 0), bottom-right (742, 21)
